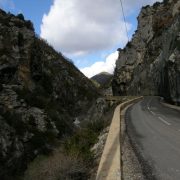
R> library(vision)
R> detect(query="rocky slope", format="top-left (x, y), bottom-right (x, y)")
top-left (0, 10), bottom-right (99, 179)
top-left (91, 72), bottom-right (113, 87)
top-left (91, 72), bottom-right (113, 96)
top-left (113, 0), bottom-right (180, 105)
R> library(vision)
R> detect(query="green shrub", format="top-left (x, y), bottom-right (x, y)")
top-left (25, 20), bottom-right (34, 30)
top-left (153, 2), bottom-right (161, 7)
top-left (46, 109), bottom-right (73, 137)
top-left (40, 72), bottom-right (53, 94)
top-left (17, 13), bottom-right (24, 21)
top-left (87, 119), bottom-right (106, 133)
top-left (15, 86), bottom-right (50, 109)
top-left (3, 111), bottom-right (26, 135)
top-left (30, 130), bottom-right (56, 155)
top-left (126, 41), bottom-right (132, 48)
top-left (142, 5), bottom-right (150, 9)
top-left (64, 128), bottom-right (98, 161)
top-left (30, 131), bottom-right (46, 149)
top-left (164, 0), bottom-right (169, 5)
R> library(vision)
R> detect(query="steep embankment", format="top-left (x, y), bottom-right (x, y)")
top-left (113, 0), bottom-right (180, 104)
top-left (0, 10), bottom-right (99, 179)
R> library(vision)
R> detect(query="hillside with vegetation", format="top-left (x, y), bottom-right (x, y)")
top-left (91, 72), bottom-right (113, 96)
top-left (91, 72), bottom-right (113, 88)
top-left (0, 9), bottom-right (107, 180)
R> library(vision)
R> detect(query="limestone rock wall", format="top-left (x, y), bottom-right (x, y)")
top-left (113, 0), bottom-right (180, 104)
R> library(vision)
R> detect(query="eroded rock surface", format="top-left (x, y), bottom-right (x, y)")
top-left (113, 0), bottom-right (180, 104)
top-left (0, 10), bottom-right (99, 179)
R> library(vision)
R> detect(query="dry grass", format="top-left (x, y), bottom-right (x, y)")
top-left (23, 96), bottom-right (135, 180)
top-left (23, 149), bottom-right (88, 180)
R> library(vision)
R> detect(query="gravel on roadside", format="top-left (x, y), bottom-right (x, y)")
top-left (121, 106), bottom-right (144, 180)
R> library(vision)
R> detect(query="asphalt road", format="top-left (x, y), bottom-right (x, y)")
top-left (125, 96), bottom-right (180, 180)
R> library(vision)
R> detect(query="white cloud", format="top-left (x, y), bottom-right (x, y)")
top-left (41, 0), bottom-right (163, 56)
top-left (80, 51), bottom-right (119, 78)
top-left (41, 0), bottom-right (163, 77)
top-left (41, 0), bottom-right (131, 56)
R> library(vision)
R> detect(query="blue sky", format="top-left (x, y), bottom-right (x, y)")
top-left (0, 0), bottom-right (161, 77)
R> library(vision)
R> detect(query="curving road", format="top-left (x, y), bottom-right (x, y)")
top-left (125, 97), bottom-right (180, 180)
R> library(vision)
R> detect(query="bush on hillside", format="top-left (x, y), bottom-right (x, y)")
top-left (23, 152), bottom-right (88, 180)
top-left (17, 13), bottom-right (24, 21)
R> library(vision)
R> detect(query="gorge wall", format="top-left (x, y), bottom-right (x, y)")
top-left (113, 0), bottom-right (180, 105)
top-left (0, 10), bottom-right (99, 179)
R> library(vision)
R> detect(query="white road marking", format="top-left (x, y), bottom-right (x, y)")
top-left (147, 98), bottom-right (157, 116)
top-left (147, 98), bottom-right (154, 111)
top-left (147, 99), bottom-right (152, 110)
top-left (158, 117), bottom-right (171, 126)
top-left (150, 111), bottom-right (156, 116)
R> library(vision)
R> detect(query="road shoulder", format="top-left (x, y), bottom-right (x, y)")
top-left (161, 102), bottom-right (180, 112)
top-left (121, 105), bottom-right (144, 180)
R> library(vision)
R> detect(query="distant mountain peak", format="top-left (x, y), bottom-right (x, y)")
top-left (99, 72), bottom-right (112, 75)
top-left (91, 72), bottom-right (113, 88)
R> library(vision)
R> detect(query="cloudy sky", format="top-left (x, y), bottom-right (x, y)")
top-left (1, 0), bottom-right (162, 77)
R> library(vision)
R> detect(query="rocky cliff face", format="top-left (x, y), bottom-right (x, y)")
top-left (113, 0), bottom-right (180, 104)
top-left (0, 10), bottom-right (99, 179)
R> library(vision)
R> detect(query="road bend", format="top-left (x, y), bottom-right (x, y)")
top-left (125, 96), bottom-right (180, 180)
